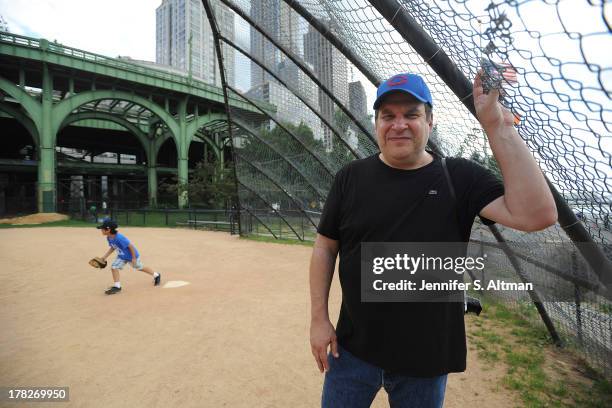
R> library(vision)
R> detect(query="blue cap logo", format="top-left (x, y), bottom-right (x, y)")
top-left (387, 74), bottom-right (409, 87)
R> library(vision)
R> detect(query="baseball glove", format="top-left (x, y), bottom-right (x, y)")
top-left (89, 257), bottom-right (107, 269)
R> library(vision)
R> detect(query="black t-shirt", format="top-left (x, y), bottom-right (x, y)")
top-left (317, 153), bottom-right (504, 376)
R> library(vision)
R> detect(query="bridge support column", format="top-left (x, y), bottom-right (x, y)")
top-left (148, 166), bottom-right (158, 208)
top-left (177, 97), bottom-right (189, 209)
top-left (145, 140), bottom-right (158, 208)
top-left (37, 147), bottom-right (56, 212)
top-left (38, 63), bottom-right (56, 213)
top-left (178, 157), bottom-right (188, 208)
top-left (216, 133), bottom-right (225, 168)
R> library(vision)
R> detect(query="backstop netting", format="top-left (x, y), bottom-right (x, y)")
top-left (204, 0), bottom-right (611, 377)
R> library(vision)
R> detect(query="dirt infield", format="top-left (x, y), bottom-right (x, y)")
top-left (0, 228), bottom-right (518, 407)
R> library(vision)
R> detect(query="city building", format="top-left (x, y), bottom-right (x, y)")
top-left (304, 22), bottom-right (349, 149)
top-left (245, 81), bottom-right (322, 141)
top-left (348, 80), bottom-right (367, 119)
top-left (156, 0), bottom-right (234, 87)
top-left (249, 0), bottom-right (304, 87)
top-left (279, 1), bottom-right (302, 57)
top-left (249, 0), bottom-right (280, 88)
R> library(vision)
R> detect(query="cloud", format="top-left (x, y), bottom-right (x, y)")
top-left (0, 0), bottom-right (160, 61)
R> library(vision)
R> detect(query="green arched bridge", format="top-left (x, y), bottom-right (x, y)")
top-left (0, 31), bottom-right (269, 212)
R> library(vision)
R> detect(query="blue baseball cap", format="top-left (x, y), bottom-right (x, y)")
top-left (96, 218), bottom-right (118, 230)
top-left (373, 73), bottom-right (433, 110)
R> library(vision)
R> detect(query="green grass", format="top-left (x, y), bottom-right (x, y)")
top-left (469, 300), bottom-right (612, 408)
top-left (241, 234), bottom-right (314, 247)
top-left (593, 302), bottom-right (612, 315)
top-left (244, 220), bottom-right (317, 241)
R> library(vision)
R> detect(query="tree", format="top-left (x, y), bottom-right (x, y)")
top-left (189, 161), bottom-right (237, 208)
top-left (334, 108), bottom-right (351, 136)
top-left (239, 120), bottom-right (324, 154)
top-left (159, 161), bottom-right (237, 209)
top-left (330, 108), bottom-right (372, 162)
top-left (236, 120), bottom-right (328, 187)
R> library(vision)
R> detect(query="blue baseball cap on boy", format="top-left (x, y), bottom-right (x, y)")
top-left (96, 218), bottom-right (118, 230)
top-left (373, 73), bottom-right (433, 110)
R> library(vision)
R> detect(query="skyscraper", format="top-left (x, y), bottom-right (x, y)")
top-left (156, 0), bottom-right (234, 87)
top-left (249, 0), bottom-right (304, 88)
top-left (304, 22), bottom-right (348, 104)
top-left (304, 22), bottom-right (349, 149)
top-left (348, 81), bottom-right (367, 119)
top-left (279, 2), bottom-right (301, 57)
top-left (249, 0), bottom-right (280, 88)
top-left (246, 1), bottom-right (322, 140)
top-left (245, 81), bottom-right (322, 141)
top-left (346, 80), bottom-right (371, 149)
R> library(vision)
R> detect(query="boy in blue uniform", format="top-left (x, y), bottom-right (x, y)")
top-left (96, 219), bottom-right (161, 295)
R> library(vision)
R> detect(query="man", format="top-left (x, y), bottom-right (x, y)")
top-left (309, 72), bottom-right (557, 407)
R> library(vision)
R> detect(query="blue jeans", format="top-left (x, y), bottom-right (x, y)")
top-left (322, 346), bottom-right (447, 408)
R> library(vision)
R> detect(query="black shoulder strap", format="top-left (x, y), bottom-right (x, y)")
top-left (441, 158), bottom-right (456, 202)
top-left (442, 157), bottom-right (470, 313)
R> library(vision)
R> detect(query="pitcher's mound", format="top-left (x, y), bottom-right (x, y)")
top-left (163, 280), bottom-right (190, 288)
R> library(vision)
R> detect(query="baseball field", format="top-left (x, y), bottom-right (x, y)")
top-left (0, 227), bottom-right (519, 407)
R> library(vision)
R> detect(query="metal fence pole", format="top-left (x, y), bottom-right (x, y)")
top-left (490, 226), bottom-right (563, 346)
top-left (480, 232), bottom-right (485, 293)
top-left (573, 250), bottom-right (584, 346)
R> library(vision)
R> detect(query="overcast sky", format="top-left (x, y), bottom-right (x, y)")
top-left (0, 0), bottom-right (160, 61)
top-left (0, 1), bottom-right (607, 141)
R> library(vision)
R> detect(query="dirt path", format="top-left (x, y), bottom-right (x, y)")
top-left (0, 228), bottom-right (519, 407)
